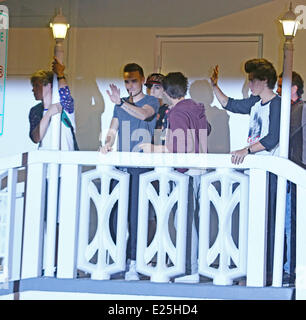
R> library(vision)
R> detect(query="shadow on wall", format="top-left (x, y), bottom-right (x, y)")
top-left (189, 79), bottom-right (230, 154)
top-left (73, 76), bottom-right (105, 151)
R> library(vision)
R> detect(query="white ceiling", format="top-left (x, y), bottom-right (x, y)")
top-left (0, 0), bottom-right (273, 28)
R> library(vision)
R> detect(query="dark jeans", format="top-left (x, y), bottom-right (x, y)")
top-left (284, 182), bottom-right (296, 280)
top-left (110, 167), bottom-right (152, 261)
top-left (266, 172), bottom-right (277, 280)
top-left (266, 173), bottom-right (291, 283)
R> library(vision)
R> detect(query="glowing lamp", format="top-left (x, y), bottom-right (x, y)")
top-left (279, 2), bottom-right (299, 38)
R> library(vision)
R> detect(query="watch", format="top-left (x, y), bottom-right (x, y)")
top-left (57, 75), bottom-right (65, 80)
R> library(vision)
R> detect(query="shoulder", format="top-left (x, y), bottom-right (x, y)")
top-left (270, 95), bottom-right (281, 107)
top-left (29, 103), bottom-right (43, 116)
top-left (142, 95), bottom-right (159, 107)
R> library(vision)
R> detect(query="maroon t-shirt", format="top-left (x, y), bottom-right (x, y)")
top-left (166, 99), bottom-right (209, 173)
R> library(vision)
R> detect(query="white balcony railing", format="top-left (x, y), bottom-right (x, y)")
top-left (1, 150), bottom-right (306, 299)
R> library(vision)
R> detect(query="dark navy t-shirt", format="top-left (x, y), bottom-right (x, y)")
top-left (113, 95), bottom-right (159, 152)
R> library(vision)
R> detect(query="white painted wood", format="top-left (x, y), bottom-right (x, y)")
top-left (246, 169), bottom-right (268, 287)
top-left (136, 167), bottom-right (189, 282)
top-left (11, 182), bottom-right (25, 281)
top-left (21, 163), bottom-right (46, 279)
top-left (44, 163), bottom-right (60, 277)
top-left (57, 164), bottom-right (81, 278)
top-left (296, 185), bottom-right (306, 300)
top-left (198, 168), bottom-right (248, 285)
top-left (77, 165), bottom-right (129, 280)
top-left (272, 176), bottom-right (287, 287)
top-left (1, 169), bottom-right (17, 282)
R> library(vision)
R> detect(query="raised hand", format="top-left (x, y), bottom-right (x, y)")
top-left (107, 84), bottom-right (121, 105)
top-left (52, 56), bottom-right (65, 77)
top-left (210, 65), bottom-right (219, 87)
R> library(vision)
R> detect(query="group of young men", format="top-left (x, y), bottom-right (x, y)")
top-left (29, 57), bottom-right (306, 285)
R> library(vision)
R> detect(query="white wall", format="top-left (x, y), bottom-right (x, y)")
top-left (1, 0), bottom-right (306, 158)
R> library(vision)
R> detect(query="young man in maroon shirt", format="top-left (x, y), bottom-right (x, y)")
top-left (140, 72), bottom-right (210, 282)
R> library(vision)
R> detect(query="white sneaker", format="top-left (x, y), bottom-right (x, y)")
top-left (174, 273), bottom-right (200, 283)
top-left (125, 260), bottom-right (140, 281)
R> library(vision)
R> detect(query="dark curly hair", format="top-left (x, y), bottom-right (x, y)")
top-left (279, 71), bottom-right (304, 98)
top-left (162, 72), bottom-right (188, 99)
top-left (244, 58), bottom-right (277, 90)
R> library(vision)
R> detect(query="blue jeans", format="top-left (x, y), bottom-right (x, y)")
top-left (284, 185), bottom-right (291, 274)
top-left (284, 181), bottom-right (296, 278)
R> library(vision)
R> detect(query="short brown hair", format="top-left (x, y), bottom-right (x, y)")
top-left (30, 70), bottom-right (53, 86)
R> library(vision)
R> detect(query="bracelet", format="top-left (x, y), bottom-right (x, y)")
top-left (118, 98), bottom-right (126, 106)
top-left (247, 147), bottom-right (252, 154)
top-left (57, 75), bottom-right (65, 80)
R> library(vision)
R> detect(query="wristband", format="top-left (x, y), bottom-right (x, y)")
top-left (57, 76), bottom-right (65, 80)
top-left (118, 98), bottom-right (126, 106)
top-left (247, 147), bottom-right (252, 154)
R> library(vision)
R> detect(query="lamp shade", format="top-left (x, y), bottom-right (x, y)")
top-left (279, 3), bottom-right (299, 37)
top-left (50, 10), bottom-right (69, 40)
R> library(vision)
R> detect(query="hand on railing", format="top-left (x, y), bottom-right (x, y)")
top-left (99, 143), bottom-right (112, 154)
top-left (230, 147), bottom-right (248, 165)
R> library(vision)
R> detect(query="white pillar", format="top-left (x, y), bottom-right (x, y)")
top-left (272, 40), bottom-right (293, 287)
top-left (44, 39), bottom-right (65, 277)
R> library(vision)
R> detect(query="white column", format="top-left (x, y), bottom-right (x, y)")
top-left (21, 163), bottom-right (46, 279)
top-left (43, 39), bottom-right (65, 277)
top-left (3, 168), bottom-right (17, 281)
top-left (295, 185), bottom-right (306, 299)
top-left (246, 169), bottom-right (268, 287)
top-left (272, 40), bottom-right (294, 287)
top-left (57, 164), bottom-right (81, 278)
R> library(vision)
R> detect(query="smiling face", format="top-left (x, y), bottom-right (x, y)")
top-left (123, 71), bottom-right (144, 97)
top-left (248, 73), bottom-right (267, 96)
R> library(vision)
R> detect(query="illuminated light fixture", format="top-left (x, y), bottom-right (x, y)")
top-left (279, 2), bottom-right (299, 38)
top-left (50, 8), bottom-right (70, 40)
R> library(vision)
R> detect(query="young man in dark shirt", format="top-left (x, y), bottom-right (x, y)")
top-left (29, 57), bottom-right (77, 150)
top-left (140, 72), bottom-right (210, 282)
top-left (277, 71), bottom-right (306, 285)
top-left (211, 59), bottom-right (281, 284)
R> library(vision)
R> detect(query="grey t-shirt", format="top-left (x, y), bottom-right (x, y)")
top-left (113, 94), bottom-right (159, 152)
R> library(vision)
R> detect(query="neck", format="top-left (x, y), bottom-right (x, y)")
top-left (131, 90), bottom-right (144, 102)
top-left (169, 97), bottom-right (185, 109)
top-left (260, 88), bottom-right (275, 104)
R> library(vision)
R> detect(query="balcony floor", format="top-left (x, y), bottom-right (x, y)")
top-left (0, 276), bottom-right (295, 300)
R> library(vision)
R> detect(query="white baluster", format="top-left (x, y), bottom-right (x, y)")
top-left (0, 169), bottom-right (17, 282)
top-left (77, 165), bottom-right (129, 279)
top-left (57, 164), bottom-right (81, 278)
top-left (22, 163), bottom-right (46, 279)
top-left (198, 168), bottom-right (248, 285)
top-left (136, 167), bottom-right (189, 282)
top-left (246, 168), bottom-right (268, 287)
top-left (296, 185), bottom-right (306, 299)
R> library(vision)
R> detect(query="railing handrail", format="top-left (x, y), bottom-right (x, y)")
top-left (0, 153), bottom-right (23, 171)
top-left (17, 150), bottom-right (306, 189)
top-left (1, 150), bottom-right (306, 188)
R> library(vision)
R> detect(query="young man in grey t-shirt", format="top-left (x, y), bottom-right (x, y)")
top-left (100, 63), bottom-right (159, 280)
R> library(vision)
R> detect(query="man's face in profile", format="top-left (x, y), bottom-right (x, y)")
top-left (32, 80), bottom-right (44, 101)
